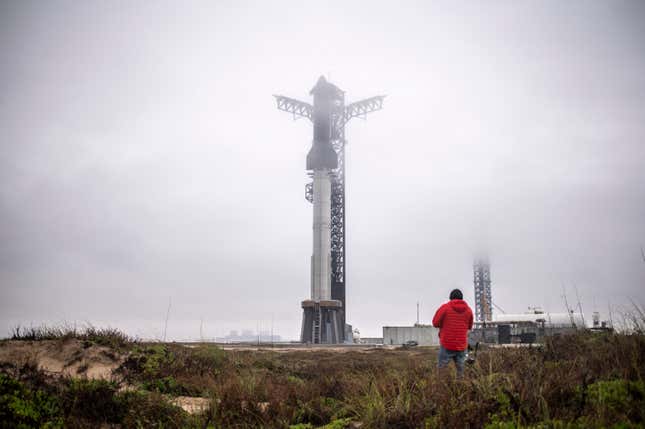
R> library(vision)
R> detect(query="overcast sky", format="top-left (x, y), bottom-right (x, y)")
top-left (1, 1), bottom-right (644, 340)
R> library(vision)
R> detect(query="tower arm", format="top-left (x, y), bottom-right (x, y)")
top-left (343, 95), bottom-right (386, 124)
top-left (274, 95), bottom-right (313, 121)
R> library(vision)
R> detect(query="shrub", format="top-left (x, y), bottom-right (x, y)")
top-left (0, 373), bottom-right (63, 428)
top-left (586, 379), bottom-right (645, 423)
top-left (60, 378), bottom-right (124, 424)
top-left (119, 343), bottom-right (226, 396)
top-left (0, 365), bottom-right (198, 428)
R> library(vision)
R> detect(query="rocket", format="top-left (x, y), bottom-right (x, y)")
top-left (274, 75), bottom-right (384, 343)
top-left (307, 76), bottom-right (339, 302)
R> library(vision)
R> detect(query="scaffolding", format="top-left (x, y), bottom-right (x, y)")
top-left (473, 258), bottom-right (493, 323)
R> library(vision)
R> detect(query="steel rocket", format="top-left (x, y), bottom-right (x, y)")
top-left (307, 76), bottom-right (339, 302)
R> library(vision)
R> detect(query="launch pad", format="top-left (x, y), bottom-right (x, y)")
top-left (300, 300), bottom-right (343, 344)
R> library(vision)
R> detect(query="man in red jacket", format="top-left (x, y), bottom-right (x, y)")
top-left (432, 289), bottom-right (473, 377)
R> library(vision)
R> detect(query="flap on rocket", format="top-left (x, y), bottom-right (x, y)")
top-left (306, 141), bottom-right (338, 170)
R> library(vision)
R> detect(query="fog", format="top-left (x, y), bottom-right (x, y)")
top-left (1, 1), bottom-right (644, 339)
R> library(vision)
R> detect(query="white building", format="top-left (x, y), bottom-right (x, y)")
top-left (383, 325), bottom-right (440, 346)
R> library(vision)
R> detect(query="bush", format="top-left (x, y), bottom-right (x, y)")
top-left (60, 378), bottom-right (124, 424)
top-left (119, 343), bottom-right (226, 396)
top-left (0, 373), bottom-right (63, 428)
top-left (0, 365), bottom-right (198, 428)
top-left (586, 379), bottom-right (645, 423)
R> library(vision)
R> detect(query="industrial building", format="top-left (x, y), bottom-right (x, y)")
top-left (383, 325), bottom-right (440, 346)
top-left (470, 309), bottom-right (586, 344)
top-left (467, 257), bottom-right (605, 344)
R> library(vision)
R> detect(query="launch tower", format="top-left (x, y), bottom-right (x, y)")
top-left (473, 258), bottom-right (493, 323)
top-left (275, 77), bottom-right (384, 343)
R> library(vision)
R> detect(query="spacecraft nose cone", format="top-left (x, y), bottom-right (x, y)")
top-left (310, 75), bottom-right (328, 94)
top-left (310, 75), bottom-right (342, 97)
top-left (306, 141), bottom-right (338, 170)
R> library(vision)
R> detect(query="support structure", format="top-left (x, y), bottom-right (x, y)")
top-left (275, 76), bottom-right (384, 343)
top-left (473, 258), bottom-right (493, 323)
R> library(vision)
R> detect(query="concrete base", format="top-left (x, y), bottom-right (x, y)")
top-left (300, 299), bottom-right (343, 344)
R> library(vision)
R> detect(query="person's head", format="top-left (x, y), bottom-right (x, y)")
top-left (449, 289), bottom-right (463, 300)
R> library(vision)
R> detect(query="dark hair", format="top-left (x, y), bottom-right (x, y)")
top-left (449, 289), bottom-right (463, 300)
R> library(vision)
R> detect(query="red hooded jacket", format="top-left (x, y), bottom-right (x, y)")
top-left (432, 299), bottom-right (473, 351)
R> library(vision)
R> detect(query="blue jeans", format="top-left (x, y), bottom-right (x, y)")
top-left (438, 346), bottom-right (466, 376)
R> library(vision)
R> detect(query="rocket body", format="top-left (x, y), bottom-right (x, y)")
top-left (310, 169), bottom-right (332, 301)
top-left (307, 76), bottom-right (340, 302)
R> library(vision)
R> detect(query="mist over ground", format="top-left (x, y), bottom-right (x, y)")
top-left (1, 1), bottom-right (644, 340)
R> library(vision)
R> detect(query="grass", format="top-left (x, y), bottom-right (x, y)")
top-left (9, 324), bottom-right (136, 350)
top-left (1, 328), bottom-right (644, 428)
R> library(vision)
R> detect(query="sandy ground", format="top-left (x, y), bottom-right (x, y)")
top-left (0, 340), bottom-right (214, 414)
top-left (170, 396), bottom-right (211, 414)
top-left (0, 339), bottom-right (124, 379)
top-left (184, 342), bottom-right (404, 352)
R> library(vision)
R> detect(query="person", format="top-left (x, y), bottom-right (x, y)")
top-left (432, 289), bottom-right (473, 377)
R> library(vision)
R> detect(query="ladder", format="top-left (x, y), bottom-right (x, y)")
top-left (313, 304), bottom-right (321, 344)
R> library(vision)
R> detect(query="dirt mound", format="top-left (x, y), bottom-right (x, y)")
top-left (0, 339), bottom-right (125, 379)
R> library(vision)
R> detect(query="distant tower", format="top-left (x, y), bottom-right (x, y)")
top-left (473, 258), bottom-right (492, 323)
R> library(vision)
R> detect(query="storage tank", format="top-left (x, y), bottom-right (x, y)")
top-left (494, 312), bottom-right (585, 327)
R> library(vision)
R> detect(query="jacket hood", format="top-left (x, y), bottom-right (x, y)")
top-left (449, 299), bottom-right (469, 313)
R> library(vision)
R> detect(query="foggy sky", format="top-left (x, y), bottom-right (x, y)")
top-left (1, 1), bottom-right (644, 339)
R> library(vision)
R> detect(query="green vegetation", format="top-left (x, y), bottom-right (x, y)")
top-left (1, 330), bottom-right (644, 428)
top-left (0, 372), bottom-right (62, 428)
top-left (9, 325), bottom-right (135, 350)
top-left (1, 365), bottom-right (203, 428)
top-left (119, 343), bottom-right (226, 396)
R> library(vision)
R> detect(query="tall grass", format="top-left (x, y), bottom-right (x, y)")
top-left (1, 331), bottom-right (644, 428)
top-left (620, 301), bottom-right (645, 334)
top-left (9, 324), bottom-right (136, 349)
